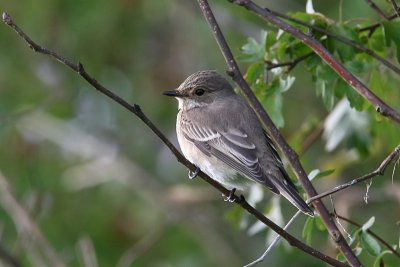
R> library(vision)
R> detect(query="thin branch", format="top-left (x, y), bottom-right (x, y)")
top-left (365, 0), bottom-right (390, 19)
top-left (389, 0), bottom-right (400, 17)
top-left (298, 118), bottom-right (325, 155)
top-left (265, 52), bottom-right (313, 72)
top-left (309, 145), bottom-right (400, 202)
top-left (334, 214), bottom-right (400, 258)
top-left (358, 13), bottom-right (399, 33)
top-left (197, 1), bottom-right (361, 266)
top-left (1, 12), bottom-right (348, 267)
top-left (264, 7), bottom-right (400, 76)
top-left (231, 0), bottom-right (400, 125)
top-left (244, 210), bottom-right (302, 267)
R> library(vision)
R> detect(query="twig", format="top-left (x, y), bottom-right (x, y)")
top-left (389, 0), bottom-right (400, 17)
top-left (365, 0), bottom-right (390, 19)
top-left (334, 214), bottom-right (400, 258)
top-left (299, 118), bottom-right (325, 155)
top-left (197, 1), bottom-right (361, 266)
top-left (244, 210), bottom-right (302, 267)
top-left (231, 0), bottom-right (400, 125)
top-left (265, 52), bottom-right (313, 72)
top-left (1, 12), bottom-right (348, 267)
top-left (308, 145), bottom-right (400, 202)
top-left (263, 7), bottom-right (400, 76)
top-left (358, 13), bottom-right (398, 33)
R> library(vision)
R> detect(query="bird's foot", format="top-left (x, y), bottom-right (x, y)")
top-left (224, 188), bottom-right (237, 203)
top-left (188, 166), bottom-right (200, 179)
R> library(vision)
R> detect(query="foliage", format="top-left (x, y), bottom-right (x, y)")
top-left (0, 0), bottom-right (399, 267)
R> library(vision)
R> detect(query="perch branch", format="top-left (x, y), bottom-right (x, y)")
top-left (1, 12), bottom-right (348, 267)
top-left (197, 1), bottom-right (361, 266)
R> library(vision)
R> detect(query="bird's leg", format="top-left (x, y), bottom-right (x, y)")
top-left (188, 166), bottom-right (200, 179)
top-left (224, 188), bottom-right (237, 203)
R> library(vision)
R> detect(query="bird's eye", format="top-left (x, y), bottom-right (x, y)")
top-left (195, 88), bottom-right (205, 96)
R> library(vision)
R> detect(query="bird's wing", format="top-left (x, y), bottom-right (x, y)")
top-left (181, 120), bottom-right (279, 193)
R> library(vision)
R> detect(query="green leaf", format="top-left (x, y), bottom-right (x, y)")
top-left (368, 27), bottom-right (385, 53)
top-left (360, 232), bottom-right (381, 256)
top-left (264, 93), bottom-right (285, 128)
top-left (238, 36), bottom-right (265, 62)
top-left (302, 217), bottom-right (314, 245)
top-left (361, 216), bottom-right (375, 232)
top-left (383, 21), bottom-right (400, 62)
top-left (327, 25), bottom-right (360, 61)
top-left (308, 169), bottom-right (334, 181)
top-left (314, 215), bottom-right (326, 231)
top-left (373, 250), bottom-right (393, 267)
top-left (316, 78), bottom-right (334, 110)
top-left (245, 62), bottom-right (264, 85)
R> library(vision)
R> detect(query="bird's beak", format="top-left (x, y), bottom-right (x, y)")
top-left (161, 90), bottom-right (187, 98)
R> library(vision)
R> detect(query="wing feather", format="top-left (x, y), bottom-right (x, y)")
top-left (181, 120), bottom-right (278, 193)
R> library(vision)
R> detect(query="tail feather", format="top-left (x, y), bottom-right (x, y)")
top-left (273, 175), bottom-right (314, 217)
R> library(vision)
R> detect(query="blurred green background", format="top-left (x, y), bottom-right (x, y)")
top-left (0, 1), bottom-right (399, 266)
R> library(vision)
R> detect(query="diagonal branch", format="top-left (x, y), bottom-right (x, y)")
top-left (365, 0), bottom-right (390, 19)
top-left (196, 1), bottom-right (362, 266)
top-left (231, 0), bottom-right (400, 125)
top-left (1, 12), bottom-right (348, 267)
top-left (266, 8), bottom-right (400, 75)
top-left (389, 0), bottom-right (400, 17)
top-left (308, 145), bottom-right (400, 202)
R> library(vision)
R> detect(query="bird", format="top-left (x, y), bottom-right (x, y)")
top-left (162, 70), bottom-right (313, 216)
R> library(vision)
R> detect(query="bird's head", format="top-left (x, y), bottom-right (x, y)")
top-left (162, 70), bottom-right (234, 110)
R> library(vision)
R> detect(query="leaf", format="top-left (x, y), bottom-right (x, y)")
top-left (327, 25), bottom-right (360, 62)
top-left (302, 217), bottom-right (314, 245)
top-left (360, 232), bottom-right (381, 256)
top-left (308, 169), bottom-right (320, 181)
top-left (383, 21), bottom-right (400, 62)
top-left (245, 62), bottom-right (264, 85)
top-left (238, 37), bottom-right (265, 62)
top-left (361, 216), bottom-right (375, 232)
top-left (314, 215), bottom-right (326, 231)
top-left (373, 250), bottom-right (393, 267)
top-left (316, 78), bottom-right (334, 110)
top-left (308, 169), bottom-right (334, 181)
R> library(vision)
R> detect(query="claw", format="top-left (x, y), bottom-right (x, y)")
top-left (188, 166), bottom-right (200, 179)
top-left (224, 188), bottom-right (237, 202)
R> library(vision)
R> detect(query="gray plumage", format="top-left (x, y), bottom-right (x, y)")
top-left (163, 70), bottom-right (313, 216)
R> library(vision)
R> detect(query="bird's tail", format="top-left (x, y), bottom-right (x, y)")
top-left (273, 173), bottom-right (314, 217)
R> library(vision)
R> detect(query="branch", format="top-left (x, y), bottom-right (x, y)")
top-left (358, 13), bottom-right (398, 33)
top-left (334, 214), bottom-right (400, 258)
top-left (265, 52), bottom-right (313, 71)
top-left (261, 7), bottom-right (400, 77)
top-left (365, 0), bottom-right (390, 19)
top-left (196, 1), bottom-right (361, 266)
top-left (308, 145), bottom-right (400, 202)
top-left (389, 0), bottom-right (400, 17)
top-left (230, 0), bottom-right (400, 125)
top-left (1, 12), bottom-right (348, 267)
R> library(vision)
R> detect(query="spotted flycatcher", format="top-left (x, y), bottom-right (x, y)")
top-left (163, 70), bottom-right (313, 216)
